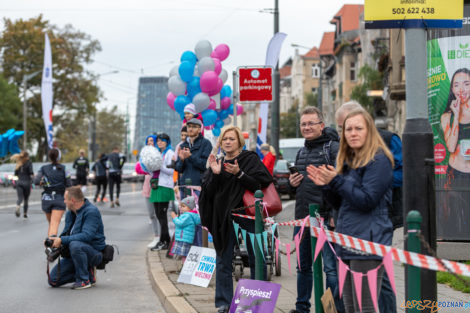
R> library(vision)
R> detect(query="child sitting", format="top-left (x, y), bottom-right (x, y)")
top-left (170, 196), bottom-right (201, 262)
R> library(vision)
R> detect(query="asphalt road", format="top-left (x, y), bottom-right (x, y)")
top-left (0, 186), bottom-right (166, 313)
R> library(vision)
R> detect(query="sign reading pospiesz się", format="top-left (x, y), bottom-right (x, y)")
top-left (365, 0), bottom-right (463, 29)
top-left (237, 66), bottom-right (273, 103)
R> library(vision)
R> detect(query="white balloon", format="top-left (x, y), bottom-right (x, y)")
top-left (219, 69), bottom-right (228, 84)
top-left (193, 65), bottom-right (200, 77)
top-left (169, 65), bottom-right (179, 77)
top-left (197, 57), bottom-right (215, 76)
top-left (223, 117), bottom-right (232, 125)
top-left (139, 146), bottom-right (162, 173)
top-left (192, 92), bottom-right (211, 113)
top-left (168, 75), bottom-right (187, 96)
top-left (195, 40), bottom-right (213, 60)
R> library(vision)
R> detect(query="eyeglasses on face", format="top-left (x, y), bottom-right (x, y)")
top-left (300, 121), bottom-right (322, 128)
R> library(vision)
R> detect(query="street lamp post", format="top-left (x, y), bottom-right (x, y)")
top-left (22, 70), bottom-right (42, 150)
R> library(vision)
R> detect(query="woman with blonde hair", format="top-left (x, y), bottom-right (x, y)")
top-left (199, 126), bottom-right (272, 313)
top-left (11, 151), bottom-right (34, 218)
top-left (307, 109), bottom-right (394, 313)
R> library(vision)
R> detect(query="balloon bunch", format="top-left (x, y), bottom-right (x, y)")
top-left (0, 129), bottom-right (24, 158)
top-left (166, 40), bottom-right (243, 137)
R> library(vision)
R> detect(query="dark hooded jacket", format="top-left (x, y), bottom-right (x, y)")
top-left (199, 150), bottom-right (272, 254)
top-left (293, 127), bottom-right (340, 220)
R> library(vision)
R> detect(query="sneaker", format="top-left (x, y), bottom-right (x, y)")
top-left (71, 280), bottom-right (91, 290)
top-left (150, 241), bottom-right (169, 251)
top-left (15, 205), bottom-right (20, 217)
top-left (110, 201), bottom-right (115, 208)
top-left (115, 199), bottom-right (120, 206)
top-left (147, 237), bottom-right (160, 248)
top-left (23, 214), bottom-right (28, 218)
top-left (89, 267), bottom-right (97, 286)
top-left (217, 306), bottom-right (229, 313)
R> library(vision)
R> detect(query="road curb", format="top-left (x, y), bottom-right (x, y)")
top-left (146, 249), bottom-right (197, 313)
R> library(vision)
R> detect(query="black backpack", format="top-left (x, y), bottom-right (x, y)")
top-left (97, 245), bottom-right (116, 270)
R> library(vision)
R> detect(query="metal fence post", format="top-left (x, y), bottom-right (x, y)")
top-left (254, 190), bottom-right (265, 281)
top-left (309, 203), bottom-right (324, 313)
top-left (406, 210), bottom-right (422, 313)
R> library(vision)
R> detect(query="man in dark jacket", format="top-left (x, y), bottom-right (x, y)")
top-left (107, 146), bottom-right (126, 208)
top-left (175, 118), bottom-right (212, 189)
top-left (47, 186), bottom-right (106, 290)
top-left (288, 106), bottom-right (341, 313)
top-left (72, 149), bottom-right (90, 190)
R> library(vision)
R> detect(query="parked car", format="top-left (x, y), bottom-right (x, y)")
top-left (273, 160), bottom-right (295, 199)
top-left (279, 138), bottom-right (304, 164)
top-left (122, 163), bottom-right (142, 182)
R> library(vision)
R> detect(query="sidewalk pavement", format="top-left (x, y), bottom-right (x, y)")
top-left (147, 200), bottom-right (470, 313)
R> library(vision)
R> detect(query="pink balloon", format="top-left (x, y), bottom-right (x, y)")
top-left (167, 92), bottom-right (176, 111)
top-left (208, 78), bottom-right (224, 96)
top-left (204, 124), bottom-right (213, 130)
top-left (213, 58), bottom-right (222, 75)
top-left (214, 44), bottom-right (230, 61)
top-left (236, 104), bottom-right (244, 115)
top-left (210, 50), bottom-right (220, 59)
top-left (200, 71), bottom-right (219, 94)
top-left (208, 98), bottom-right (216, 110)
top-left (221, 97), bottom-right (231, 110)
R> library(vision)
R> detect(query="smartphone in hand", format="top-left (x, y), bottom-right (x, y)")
top-left (289, 166), bottom-right (299, 175)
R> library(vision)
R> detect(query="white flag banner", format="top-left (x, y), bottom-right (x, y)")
top-left (41, 33), bottom-right (53, 148)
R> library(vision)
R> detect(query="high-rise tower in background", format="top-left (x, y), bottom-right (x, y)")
top-left (133, 76), bottom-right (181, 153)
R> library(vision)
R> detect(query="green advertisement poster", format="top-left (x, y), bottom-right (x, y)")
top-left (428, 8), bottom-right (470, 240)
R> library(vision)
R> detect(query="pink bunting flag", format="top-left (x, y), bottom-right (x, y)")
top-left (294, 233), bottom-right (301, 270)
top-left (338, 259), bottom-right (348, 298)
top-left (314, 227), bottom-right (327, 262)
top-left (367, 268), bottom-right (379, 313)
top-left (275, 238), bottom-right (280, 266)
top-left (299, 215), bottom-right (309, 241)
top-left (383, 252), bottom-right (396, 295)
top-left (286, 243), bottom-right (292, 275)
top-left (352, 271), bottom-right (363, 313)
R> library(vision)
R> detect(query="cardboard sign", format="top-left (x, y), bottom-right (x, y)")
top-left (321, 288), bottom-right (338, 313)
top-left (177, 246), bottom-right (216, 287)
top-left (230, 279), bottom-right (281, 313)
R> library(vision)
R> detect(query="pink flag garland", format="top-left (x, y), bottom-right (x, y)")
top-left (314, 227), bottom-right (327, 262)
top-left (294, 233), bottom-right (301, 270)
top-left (338, 259), bottom-right (348, 298)
top-left (367, 268), bottom-right (379, 312)
top-left (352, 271), bottom-right (363, 312)
top-left (286, 243), bottom-right (292, 275)
top-left (383, 252), bottom-right (396, 295)
top-left (275, 238), bottom-right (280, 266)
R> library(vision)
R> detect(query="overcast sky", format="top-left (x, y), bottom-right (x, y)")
top-left (1, 0), bottom-right (363, 132)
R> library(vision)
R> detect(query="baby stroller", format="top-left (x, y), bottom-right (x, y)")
top-left (232, 220), bottom-right (281, 281)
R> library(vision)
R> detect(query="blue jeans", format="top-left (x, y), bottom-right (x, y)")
top-left (322, 241), bottom-right (345, 313)
top-left (293, 226), bottom-right (313, 313)
top-left (48, 241), bottom-right (102, 286)
top-left (378, 271), bottom-right (397, 313)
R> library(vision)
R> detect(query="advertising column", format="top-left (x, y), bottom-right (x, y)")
top-left (427, 5), bottom-right (470, 241)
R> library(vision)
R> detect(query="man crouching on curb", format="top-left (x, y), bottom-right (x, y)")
top-left (47, 186), bottom-right (106, 289)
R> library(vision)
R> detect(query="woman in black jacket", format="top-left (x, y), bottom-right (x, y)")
top-left (12, 151), bottom-right (34, 218)
top-left (307, 109), bottom-right (394, 313)
top-left (199, 126), bottom-right (272, 313)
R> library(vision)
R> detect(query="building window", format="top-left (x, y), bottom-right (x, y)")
top-left (311, 64), bottom-right (320, 78)
top-left (311, 88), bottom-right (317, 93)
top-left (350, 62), bottom-right (356, 81)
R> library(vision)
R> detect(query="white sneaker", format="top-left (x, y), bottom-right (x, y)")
top-left (147, 237), bottom-right (160, 248)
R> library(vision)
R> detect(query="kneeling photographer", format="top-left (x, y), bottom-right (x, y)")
top-left (46, 186), bottom-right (107, 290)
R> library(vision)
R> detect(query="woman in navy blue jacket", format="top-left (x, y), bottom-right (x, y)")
top-left (307, 109), bottom-right (394, 313)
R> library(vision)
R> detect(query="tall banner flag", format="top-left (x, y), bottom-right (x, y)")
top-left (41, 33), bottom-right (53, 149)
top-left (257, 32), bottom-right (287, 157)
top-left (427, 3), bottom-right (470, 241)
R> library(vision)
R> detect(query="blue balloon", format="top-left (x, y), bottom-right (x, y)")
top-left (178, 61), bottom-right (195, 83)
top-left (187, 77), bottom-right (201, 99)
top-left (174, 95), bottom-right (190, 114)
top-left (201, 109), bottom-right (217, 126)
top-left (220, 109), bottom-right (230, 120)
top-left (215, 119), bottom-right (224, 129)
top-left (180, 50), bottom-right (198, 65)
top-left (228, 103), bottom-right (234, 113)
top-left (221, 85), bottom-right (232, 99)
top-left (8, 130), bottom-right (24, 155)
top-left (212, 127), bottom-right (221, 137)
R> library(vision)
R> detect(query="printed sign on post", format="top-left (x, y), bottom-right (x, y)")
top-left (237, 66), bottom-right (273, 103)
top-left (230, 279), bottom-right (281, 313)
top-left (177, 246), bottom-right (216, 287)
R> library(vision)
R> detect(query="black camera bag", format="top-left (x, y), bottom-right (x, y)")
top-left (97, 244), bottom-right (115, 270)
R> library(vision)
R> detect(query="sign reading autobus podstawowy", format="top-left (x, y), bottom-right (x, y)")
top-left (365, 0), bottom-right (463, 29)
top-left (237, 66), bottom-right (273, 103)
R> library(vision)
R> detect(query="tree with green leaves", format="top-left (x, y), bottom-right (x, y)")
top-left (0, 74), bottom-right (22, 130)
top-left (350, 64), bottom-right (384, 114)
top-left (95, 106), bottom-right (126, 158)
top-left (0, 15), bottom-right (102, 159)
top-left (280, 101), bottom-right (300, 138)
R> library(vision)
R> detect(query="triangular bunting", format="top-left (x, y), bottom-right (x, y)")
top-left (255, 233), bottom-right (265, 261)
top-left (314, 227), bottom-right (327, 262)
top-left (352, 271), bottom-right (363, 313)
top-left (299, 215), bottom-right (309, 241)
top-left (275, 238), bottom-right (280, 267)
top-left (262, 231), bottom-right (268, 255)
top-left (338, 259), bottom-right (348, 298)
top-left (271, 223), bottom-right (278, 254)
top-left (294, 233), bottom-right (301, 270)
top-left (286, 243), bottom-right (292, 275)
top-left (233, 221), bottom-right (240, 246)
top-left (241, 228), bottom-right (247, 251)
top-left (367, 267), bottom-right (379, 313)
top-left (249, 233), bottom-right (255, 255)
top-left (383, 252), bottom-right (396, 295)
